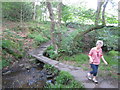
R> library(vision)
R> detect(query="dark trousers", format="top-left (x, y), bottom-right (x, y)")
top-left (90, 64), bottom-right (99, 76)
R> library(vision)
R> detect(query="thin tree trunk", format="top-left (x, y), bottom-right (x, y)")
top-left (44, 7), bottom-right (47, 21)
top-left (58, 2), bottom-right (62, 26)
top-left (43, 7), bottom-right (47, 22)
top-left (57, 2), bottom-right (63, 48)
top-left (46, 1), bottom-right (58, 53)
top-left (20, 3), bottom-right (23, 27)
top-left (33, 2), bottom-right (36, 20)
top-left (118, 1), bottom-right (120, 26)
top-left (95, 0), bottom-right (104, 26)
top-left (102, 0), bottom-right (109, 26)
top-left (73, 25), bottom-right (104, 41)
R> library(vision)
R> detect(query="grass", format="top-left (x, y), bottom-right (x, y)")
top-left (60, 53), bottom-right (88, 66)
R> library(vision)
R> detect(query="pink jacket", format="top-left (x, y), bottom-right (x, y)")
top-left (88, 47), bottom-right (103, 65)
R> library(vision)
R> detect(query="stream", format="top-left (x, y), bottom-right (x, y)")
top-left (2, 58), bottom-right (54, 88)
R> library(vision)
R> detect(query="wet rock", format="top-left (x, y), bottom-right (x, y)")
top-left (36, 63), bottom-right (40, 66)
top-left (12, 61), bottom-right (18, 67)
top-left (24, 64), bottom-right (32, 70)
top-left (19, 64), bottom-right (24, 67)
top-left (40, 72), bottom-right (46, 78)
top-left (38, 54), bottom-right (42, 56)
top-left (2, 71), bottom-right (11, 75)
top-left (41, 69), bottom-right (47, 75)
top-left (35, 61), bottom-right (44, 69)
top-left (46, 75), bottom-right (54, 79)
top-left (46, 80), bottom-right (52, 83)
top-left (46, 72), bottom-right (52, 75)
top-left (28, 79), bottom-right (37, 86)
top-left (29, 59), bottom-right (35, 62)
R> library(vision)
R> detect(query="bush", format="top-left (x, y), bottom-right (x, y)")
top-left (28, 33), bottom-right (48, 46)
top-left (47, 45), bottom-right (54, 50)
top-left (96, 27), bottom-right (119, 51)
top-left (27, 33), bottom-right (36, 38)
top-left (4, 39), bottom-right (23, 53)
top-left (60, 30), bottom-right (80, 55)
top-left (2, 39), bottom-right (23, 58)
top-left (2, 59), bottom-right (10, 68)
top-left (55, 71), bottom-right (73, 85)
top-left (44, 64), bottom-right (59, 75)
top-left (28, 25), bottom-right (51, 39)
top-left (34, 35), bottom-right (47, 42)
top-left (44, 45), bottom-right (59, 59)
top-left (108, 50), bottom-right (119, 56)
top-left (45, 71), bottom-right (84, 88)
top-left (42, 29), bottom-right (51, 39)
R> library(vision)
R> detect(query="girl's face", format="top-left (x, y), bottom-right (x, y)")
top-left (96, 44), bottom-right (102, 49)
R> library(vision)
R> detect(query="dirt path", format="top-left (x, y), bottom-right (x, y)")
top-left (28, 40), bottom-right (118, 89)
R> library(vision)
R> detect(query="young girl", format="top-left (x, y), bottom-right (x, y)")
top-left (87, 40), bottom-right (108, 83)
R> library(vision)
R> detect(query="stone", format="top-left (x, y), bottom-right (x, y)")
top-left (2, 71), bottom-right (11, 75)
top-left (29, 59), bottom-right (35, 62)
top-left (19, 64), bottom-right (24, 67)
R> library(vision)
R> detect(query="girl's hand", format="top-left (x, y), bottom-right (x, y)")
top-left (101, 56), bottom-right (108, 65)
top-left (104, 61), bottom-right (108, 65)
top-left (89, 59), bottom-right (93, 64)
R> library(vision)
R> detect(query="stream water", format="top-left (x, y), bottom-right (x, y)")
top-left (2, 59), bottom-right (54, 88)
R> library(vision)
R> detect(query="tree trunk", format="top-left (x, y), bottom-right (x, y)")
top-left (46, 1), bottom-right (58, 54)
top-left (118, 1), bottom-right (120, 26)
top-left (43, 6), bottom-right (47, 22)
top-left (102, 0), bottom-right (109, 26)
top-left (57, 2), bottom-right (63, 48)
top-left (33, 2), bottom-right (36, 20)
top-left (58, 2), bottom-right (62, 26)
top-left (95, 0), bottom-right (104, 26)
top-left (73, 25), bottom-right (104, 41)
top-left (20, 3), bottom-right (23, 27)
